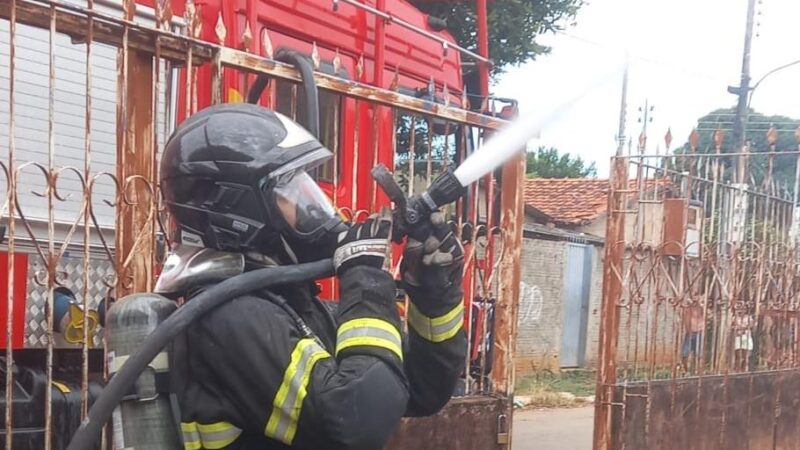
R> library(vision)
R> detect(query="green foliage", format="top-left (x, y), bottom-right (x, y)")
top-left (526, 146), bottom-right (597, 178)
top-left (409, 0), bottom-right (585, 75)
top-left (680, 108), bottom-right (799, 153)
top-left (516, 370), bottom-right (595, 397)
top-left (702, 211), bottom-right (778, 247)
top-left (674, 108), bottom-right (800, 187)
top-left (394, 114), bottom-right (460, 193)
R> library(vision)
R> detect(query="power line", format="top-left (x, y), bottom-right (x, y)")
top-left (697, 112), bottom-right (799, 117)
top-left (698, 121), bottom-right (800, 125)
top-left (554, 30), bottom-right (732, 83)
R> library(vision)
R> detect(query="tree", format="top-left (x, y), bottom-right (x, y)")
top-left (678, 108), bottom-right (799, 153)
top-left (526, 146), bottom-right (596, 178)
top-left (394, 114), bottom-right (459, 193)
top-left (674, 107), bottom-right (800, 188)
top-left (409, 0), bottom-right (585, 76)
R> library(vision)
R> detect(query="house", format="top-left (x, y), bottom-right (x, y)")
top-left (524, 178), bottom-right (610, 236)
top-left (515, 176), bottom-right (701, 375)
top-left (515, 178), bottom-right (609, 374)
top-left (523, 177), bottom-right (675, 238)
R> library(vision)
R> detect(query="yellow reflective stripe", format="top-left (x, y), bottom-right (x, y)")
top-left (337, 336), bottom-right (404, 358)
top-left (196, 422), bottom-right (233, 433)
top-left (284, 350), bottom-right (328, 442)
top-left (265, 338), bottom-right (330, 445)
top-left (184, 441), bottom-right (202, 450)
top-left (51, 381), bottom-right (71, 394)
top-left (182, 423), bottom-right (202, 450)
top-left (407, 302), bottom-right (464, 343)
top-left (336, 318), bottom-right (403, 360)
top-left (338, 317), bottom-right (401, 338)
top-left (182, 421), bottom-right (241, 449)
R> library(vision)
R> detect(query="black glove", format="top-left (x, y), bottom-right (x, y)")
top-left (401, 211), bottom-right (464, 298)
top-left (334, 207), bottom-right (393, 274)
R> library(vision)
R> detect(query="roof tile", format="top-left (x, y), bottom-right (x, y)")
top-left (524, 178), bottom-right (610, 225)
top-left (524, 178), bottom-right (665, 225)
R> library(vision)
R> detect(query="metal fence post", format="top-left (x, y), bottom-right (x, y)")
top-left (593, 156), bottom-right (628, 450)
top-left (491, 151), bottom-right (525, 447)
top-left (115, 11), bottom-right (156, 296)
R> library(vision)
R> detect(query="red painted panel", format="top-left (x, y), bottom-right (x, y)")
top-left (134, 0), bottom-right (186, 17)
top-left (167, 0), bottom-right (469, 304)
top-left (0, 252), bottom-right (29, 349)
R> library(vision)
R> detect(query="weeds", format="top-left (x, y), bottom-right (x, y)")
top-left (515, 370), bottom-right (596, 408)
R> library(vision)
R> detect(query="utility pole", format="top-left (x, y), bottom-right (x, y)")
top-left (638, 99), bottom-right (654, 154)
top-left (476, 0), bottom-right (489, 101)
top-left (730, 0), bottom-right (757, 182)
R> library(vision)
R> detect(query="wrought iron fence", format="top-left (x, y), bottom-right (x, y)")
top-left (0, 0), bottom-right (524, 448)
top-left (594, 128), bottom-right (800, 449)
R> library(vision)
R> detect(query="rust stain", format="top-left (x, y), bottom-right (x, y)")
top-left (0, 1), bottom-right (211, 63)
top-left (216, 47), bottom-right (507, 129)
top-left (609, 372), bottom-right (800, 450)
top-left (1, 3), bottom-right (521, 449)
top-left (385, 397), bottom-right (508, 450)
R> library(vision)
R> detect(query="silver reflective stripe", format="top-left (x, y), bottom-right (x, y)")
top-left (265, 339), bottom-right (330, 444)
top-left (182, 422), bottom-right (242, 450)
top-left (335, 318), bottom-right (403, 359)
top-left (407, 302), bottom-right (464, 343)
top-left (272, 343), bottom-right (317, 439)
top-left (181, 423), bottom-right (201, 450)
top-left (337, 326), bottom-right (402, 349)
top-left (197, 423), bottom-right (243, 449)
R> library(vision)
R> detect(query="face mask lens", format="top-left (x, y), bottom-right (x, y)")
top-left (272, 171), bottom-right (337, 235)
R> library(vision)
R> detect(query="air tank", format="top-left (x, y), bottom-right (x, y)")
top-left (106, 293), bottom-right (180, 450)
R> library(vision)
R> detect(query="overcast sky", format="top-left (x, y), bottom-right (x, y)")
top-left (493, 0), bottom-right (800, 177)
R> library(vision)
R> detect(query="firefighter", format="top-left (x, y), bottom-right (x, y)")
top-left (157, 103), bottom-right (467, 450)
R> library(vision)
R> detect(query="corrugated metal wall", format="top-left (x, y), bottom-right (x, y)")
top-left (0, 0), bottom-right (173, 241)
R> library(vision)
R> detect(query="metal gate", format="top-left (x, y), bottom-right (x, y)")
top-left (560, 242), bottom-right (592, 368)
top-left (594, 128), bottom-right (800, 450)
top-left (0, 1), bottom-right (525, 449)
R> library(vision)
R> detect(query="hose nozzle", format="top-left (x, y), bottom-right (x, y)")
top-left (371, 164), bottom-right (466, 240)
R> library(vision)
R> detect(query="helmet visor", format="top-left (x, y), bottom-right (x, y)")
top-left (273, 170), bottom-right (338, 235)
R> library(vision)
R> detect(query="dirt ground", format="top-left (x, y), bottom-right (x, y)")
top-left (512, 405), bottom-right (594, 450)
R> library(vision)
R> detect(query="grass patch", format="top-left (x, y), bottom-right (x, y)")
top-left (517, 389), bottom-right (578, 408)
top-left (516, 370), bottom-right (596, 398)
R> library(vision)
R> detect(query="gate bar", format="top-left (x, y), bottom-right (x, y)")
top-left (491, 151), bottom-right (525, 448)
top-left (593, 156), bottom-right (629, 450)
top-left (115, 4), bottom-right (157, 296)
top-left (0, 0), bottom-right (507, 130)
top-left (217, 48), bottom-right (507, 129)
top-left (0, 0), bottom-right (209, 61)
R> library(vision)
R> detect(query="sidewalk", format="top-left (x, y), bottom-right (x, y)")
top-left (512, 406), bottom-right (594, 450)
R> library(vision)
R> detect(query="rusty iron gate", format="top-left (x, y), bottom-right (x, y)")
top-left (594, 127), bottom-right (800, 450)
top-left (0, 0), bottom-right (525, 449)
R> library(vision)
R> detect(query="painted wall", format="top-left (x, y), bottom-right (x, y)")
top-left (515, 225), bottom-right (604, 375)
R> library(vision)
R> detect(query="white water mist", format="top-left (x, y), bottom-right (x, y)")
top-left (454, 69), bottom-right (622, 187)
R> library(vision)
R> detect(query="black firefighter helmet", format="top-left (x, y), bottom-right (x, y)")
top-left (160, 103), bottom-right (346, 261)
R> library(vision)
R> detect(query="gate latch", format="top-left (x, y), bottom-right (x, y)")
top-left (497, 413), bottom-right (509, 445)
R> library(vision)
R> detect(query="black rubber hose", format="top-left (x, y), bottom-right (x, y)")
top-left (277, 50), bottom-right (320, 139)
top-left (246, 50), bottom-right (320, 138)
top-left (246, 74), bottom-right (270, 105)
top-left (66, 258), bottom-right (335, 450)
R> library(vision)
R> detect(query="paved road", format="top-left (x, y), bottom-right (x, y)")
top-left (512, 406), bottom-right (594, 450)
